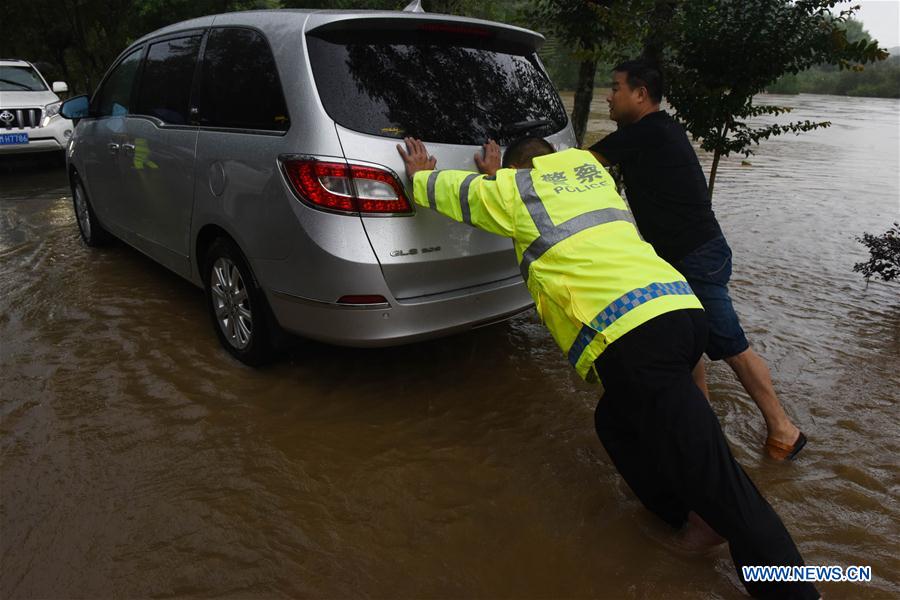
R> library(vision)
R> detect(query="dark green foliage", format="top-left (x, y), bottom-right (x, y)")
top-left (6, 0), bottom-right (891, 171)
top-left (767, 19), bottom-right (900, 98)
top-left (4, 0), bottom-right (283, 95)
top-left (528, 1), bottom-right (611, 144)
top-left (5, 0), bottom-right (541, 97)
top-left (767, 20), bottom-right (900, 99)
top-left (528, 0), bottom-right (653, 144)
top-left (768, 56), bottom-right (900, 98)
top-left (854, 223), bottom-right (900, 283)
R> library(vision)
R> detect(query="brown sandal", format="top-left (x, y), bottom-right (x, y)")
top-left (765, 432), bottom-right (807, 461)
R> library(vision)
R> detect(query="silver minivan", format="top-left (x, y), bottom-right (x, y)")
top-left (61, 7), bottom-right (576, 365)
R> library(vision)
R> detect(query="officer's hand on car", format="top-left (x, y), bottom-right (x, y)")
top-left (397, 137), bottom-right (436, 180)
top-left (474, 139), bottom-right (501, 177)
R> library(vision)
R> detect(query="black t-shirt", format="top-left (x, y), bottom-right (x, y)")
top-left (590, 110), bottom-right (722, 263)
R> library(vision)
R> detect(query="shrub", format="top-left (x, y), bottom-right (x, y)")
top-left (853, 223), bottom-right (900, 282)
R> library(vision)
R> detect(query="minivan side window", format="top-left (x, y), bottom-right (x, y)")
top-left (198, 27), bottom-right (290, 132)
top-left (134, 35), bottom-right (202, 125)
top-left (93, 49), bottom-right (143, 118)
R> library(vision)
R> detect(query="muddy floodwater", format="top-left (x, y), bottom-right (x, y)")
top-left (2, 93), bottom-right (898, 599)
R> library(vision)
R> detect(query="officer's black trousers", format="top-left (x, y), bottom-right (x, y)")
top-left (593, 309), bottom-right (819, 600)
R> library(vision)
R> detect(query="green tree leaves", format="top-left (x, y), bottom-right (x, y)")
top-left (528, 0), bottom-right (653, 144)
top-left (854, 223), bottom-right (900, 283)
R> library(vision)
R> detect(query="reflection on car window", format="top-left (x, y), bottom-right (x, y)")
top-left (198, 28), bottom-right (290, 131)
top-left (94, 49), bottom-right (143, 118)
top-left (135, 36), bottom-right (202, 125)
top-left (0, 66), bottom-right (47, 92)
top-left (307, 34), bottom-right (567, 145)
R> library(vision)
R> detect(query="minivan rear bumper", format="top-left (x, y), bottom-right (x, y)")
top-left (267, 275), bottom-right (534, 347)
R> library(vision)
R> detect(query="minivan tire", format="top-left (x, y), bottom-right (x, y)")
top-left (72, 176), bottom-right (112, 246)
top-left (204, 237), bottom-right (278, 366)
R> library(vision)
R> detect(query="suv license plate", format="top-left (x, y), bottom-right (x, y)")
top-left (0, 133), bottom-right (29, 145)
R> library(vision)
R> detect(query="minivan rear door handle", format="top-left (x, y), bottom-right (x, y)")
top-left (107, 142), bottom-right (120, 155)
top-left (122, 143), bottom-right (135, 157)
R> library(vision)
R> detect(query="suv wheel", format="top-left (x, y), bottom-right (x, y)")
top-left (204, 237), bottom-right (277, 366)
top-left (72, 177), bottom-right (112, 246)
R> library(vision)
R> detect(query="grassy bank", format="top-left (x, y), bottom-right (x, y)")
top-left (767, 55), bottom-right (900, 98)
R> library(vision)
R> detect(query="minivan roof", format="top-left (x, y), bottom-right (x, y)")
top-left (130, 9), bottom-right (544, 54)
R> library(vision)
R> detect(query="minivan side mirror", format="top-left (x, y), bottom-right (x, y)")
top-left (52, 81), bottom-right (69, 94)
top-left (60, 95), bottom-right (90, 122)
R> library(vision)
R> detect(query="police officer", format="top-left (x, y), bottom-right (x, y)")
top-left (397, 136), bottom-right (818, 600)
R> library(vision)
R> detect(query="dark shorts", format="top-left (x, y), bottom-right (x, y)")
top-left (674, 236), bottom-right (749, 361)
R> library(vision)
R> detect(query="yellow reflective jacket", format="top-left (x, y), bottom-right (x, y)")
top-left (412, 148), bottom-right (702, 381)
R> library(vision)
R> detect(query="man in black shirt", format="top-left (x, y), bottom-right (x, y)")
top-left (588, 59), bottom-right (806, 461)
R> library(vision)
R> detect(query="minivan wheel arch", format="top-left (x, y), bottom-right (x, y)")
top-left (195, 225), bottom-right (259, 289)
top-left (200, 233), bottom-right (283, 365)
top-left (69, 169), bottom-right (112, 246)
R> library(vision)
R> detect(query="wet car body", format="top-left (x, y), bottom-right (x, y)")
top-left (63, 8), bottom-right (576, 363)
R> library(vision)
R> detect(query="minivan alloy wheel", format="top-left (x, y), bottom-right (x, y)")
top-left (210, 257), bottom-right (253, 350)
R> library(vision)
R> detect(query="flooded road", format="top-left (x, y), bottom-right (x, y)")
top-left (2, 93), bottom-right (898, 599)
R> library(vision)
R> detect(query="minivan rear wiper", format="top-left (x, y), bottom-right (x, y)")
top-left (501, 119), bottom-right (551, 137)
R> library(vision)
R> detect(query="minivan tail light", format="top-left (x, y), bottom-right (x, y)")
top-left (280, 158), bottom-right (412, 215)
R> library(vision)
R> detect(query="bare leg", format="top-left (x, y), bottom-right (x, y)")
top-left (676, 510), bottom-right (726, 552)
top-left (724, 348), bottom-right (800, 451)
top-left (692, 359), bottom-right (710, 400)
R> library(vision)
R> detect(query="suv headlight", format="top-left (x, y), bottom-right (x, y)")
top-left (44, 101), bottom-right (62, 118)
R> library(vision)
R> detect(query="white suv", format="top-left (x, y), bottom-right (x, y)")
top-left (0, 59), bottom-right (73, 155)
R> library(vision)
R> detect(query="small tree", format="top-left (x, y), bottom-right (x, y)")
top-left (663, 0), bottom-right (888, 199)
top-left (530, 1), bottom-right (609, 145)
top-left (854, 223), bottom-right (900, 283)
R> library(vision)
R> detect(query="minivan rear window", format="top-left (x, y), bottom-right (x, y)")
top-left (307, 27), bottom-right (567, 145)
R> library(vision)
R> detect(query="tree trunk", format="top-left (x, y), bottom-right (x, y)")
top-left (708, 148), bottom-right (721, 201)
top-left (571, 57), bottom-right (598, 147)
top-left (707, 120), bottom-right (731, 200)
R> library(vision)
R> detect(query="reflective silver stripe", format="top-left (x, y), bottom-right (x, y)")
top-left (426, 171), bottom-right (439, 210)
top-left (459, 173), bottom-right (479, 225)
top-left (515, 169), bottom-right (554, 234)
top-left (519, 207), bottom-right (634, 280)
